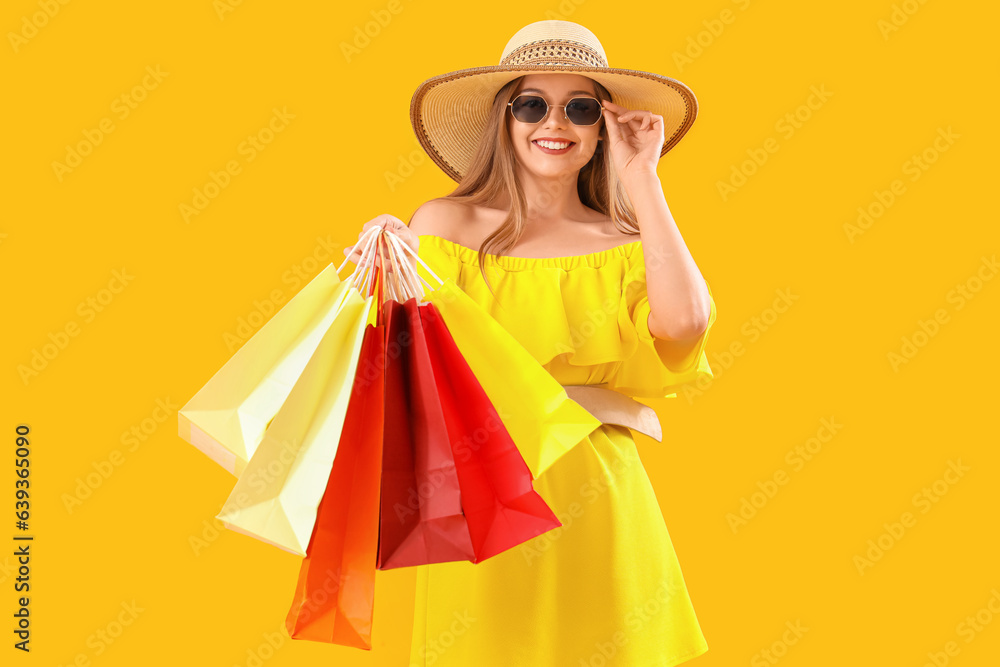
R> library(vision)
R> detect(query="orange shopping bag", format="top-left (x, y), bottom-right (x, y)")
top-left (284, 321), bottom-right (384, 649)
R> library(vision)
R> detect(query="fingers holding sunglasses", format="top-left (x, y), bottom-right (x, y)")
top-left (602, 103), bottom-right (626, 146)
top-left (602, 101), bottom-right (634, 139)
top-left (606, 103), bottom-right (665, 145)
top-left (601, 100), bottom-right (632, 120)
top-left (602, 101), bottom-right (649, 135)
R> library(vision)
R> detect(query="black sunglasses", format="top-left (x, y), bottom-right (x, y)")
top-left (507, 94), bottom-right (604, 126)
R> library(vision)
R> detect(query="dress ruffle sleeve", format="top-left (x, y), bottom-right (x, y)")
top-left (610, 243), bottom-right (717, 399)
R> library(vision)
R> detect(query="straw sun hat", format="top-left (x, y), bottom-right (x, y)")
top-left (410, 19), bottom-right (698, 183)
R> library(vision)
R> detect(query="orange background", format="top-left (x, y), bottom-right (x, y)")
top-left (3, 0), bottom-right (998, 665)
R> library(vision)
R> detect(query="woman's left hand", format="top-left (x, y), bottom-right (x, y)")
top-left (601, 100), bottom-right (663, 183)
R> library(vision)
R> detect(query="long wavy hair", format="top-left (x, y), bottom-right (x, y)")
top-left (432, 75), bottom-right (641, 298)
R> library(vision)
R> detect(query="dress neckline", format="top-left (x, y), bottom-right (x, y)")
top-left (418, 234), bottom-right (642, 271)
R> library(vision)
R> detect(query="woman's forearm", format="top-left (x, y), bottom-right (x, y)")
top-left (623, 171), bottom-right (711, 341)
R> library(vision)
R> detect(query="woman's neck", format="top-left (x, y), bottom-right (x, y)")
top-left (489, 169), bottom-right (588, 223)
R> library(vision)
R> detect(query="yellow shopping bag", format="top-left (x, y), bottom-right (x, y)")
top-left (215, 289), bottom-right (371, 556)
top-left (178, 264), bottom-right (353, 477)
top-left (395, 233), bottom-right (602, 479)
top-left (424, 280), bottom-right (601, 479)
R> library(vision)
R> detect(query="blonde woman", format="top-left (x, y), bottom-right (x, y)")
top-left (346, 20), bottom-right (716, 667)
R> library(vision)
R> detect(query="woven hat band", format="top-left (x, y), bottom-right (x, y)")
top-left (499, 39), bottom-right (608, 68)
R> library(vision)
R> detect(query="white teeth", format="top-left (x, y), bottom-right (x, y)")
top-left (535, 140), bottom-right (571, 150)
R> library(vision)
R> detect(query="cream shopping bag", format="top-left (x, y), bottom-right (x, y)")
top-left (178, 264), bottom-right (353, 477)
top-left (213, 287), bottom-right (371, 555)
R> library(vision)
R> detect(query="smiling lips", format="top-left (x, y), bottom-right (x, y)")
top-left (532, 138), bottom-right (575, 154)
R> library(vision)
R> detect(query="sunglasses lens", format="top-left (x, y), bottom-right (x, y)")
top-left (510, 95), bottom-right (603, 125)
top-left (566, 98), bottom-right (603, 125)
top-left (511, 95), bottom-right (547, 123)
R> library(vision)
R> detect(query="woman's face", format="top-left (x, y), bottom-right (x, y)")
top-left (506, 73), bottom-right (604, 182)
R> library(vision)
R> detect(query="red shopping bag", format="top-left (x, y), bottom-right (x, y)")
top-left (419, 301), bottom-right (562, 562)
top-left (377, 297), bottom-right (476, 569)
top-left (284, 320), bottom-right (385, 649)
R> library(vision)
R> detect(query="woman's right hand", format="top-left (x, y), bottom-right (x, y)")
top-left (343, 214), bottom-right (419, 272)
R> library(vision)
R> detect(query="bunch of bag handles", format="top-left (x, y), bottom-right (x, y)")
top-left (336, 226), bottom-right (444, 328)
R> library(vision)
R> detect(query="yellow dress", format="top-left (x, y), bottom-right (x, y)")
top-left (408, 234), bottom-right (717, 667)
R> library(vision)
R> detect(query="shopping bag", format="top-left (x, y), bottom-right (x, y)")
top-left (419, 300), bottom-right (562, 562)
top-left (376, 297), bottom-right (476, 569)
top-left (178, 264), bottom-right (353, 476)
top-left (267, 226), bottom-right (600, 651)
top-left (284, 321), bottom-right (384, 649)
top-left (214, 289), bottom-right (370, 556)
top-left (417, 269), bottom-right (602, 479)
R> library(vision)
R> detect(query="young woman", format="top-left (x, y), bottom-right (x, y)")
top-left (346, 20), bottom-right (716, 667)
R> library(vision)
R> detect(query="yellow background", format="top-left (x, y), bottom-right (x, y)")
top-left (3, 0), bottom-right (998, 665)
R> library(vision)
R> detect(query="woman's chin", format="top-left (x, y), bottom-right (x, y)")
top-left (520, 160), bottom-right (584, 180)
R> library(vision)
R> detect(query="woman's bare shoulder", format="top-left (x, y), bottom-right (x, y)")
top-left (408, 198), bottom-right (492, 245)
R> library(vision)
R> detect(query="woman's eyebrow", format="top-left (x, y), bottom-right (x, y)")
top-left (520, 88), bottom-right (596, 97)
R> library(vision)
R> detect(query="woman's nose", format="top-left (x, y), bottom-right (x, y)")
top-left (542, 105), bottom-right (568, 126)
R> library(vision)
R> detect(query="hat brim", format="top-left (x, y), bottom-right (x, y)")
top-left (410, 64), bottom-right (698, 183)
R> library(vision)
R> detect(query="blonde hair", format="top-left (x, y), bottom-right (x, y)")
top-left (434, 75), bottom-right (640, 298)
